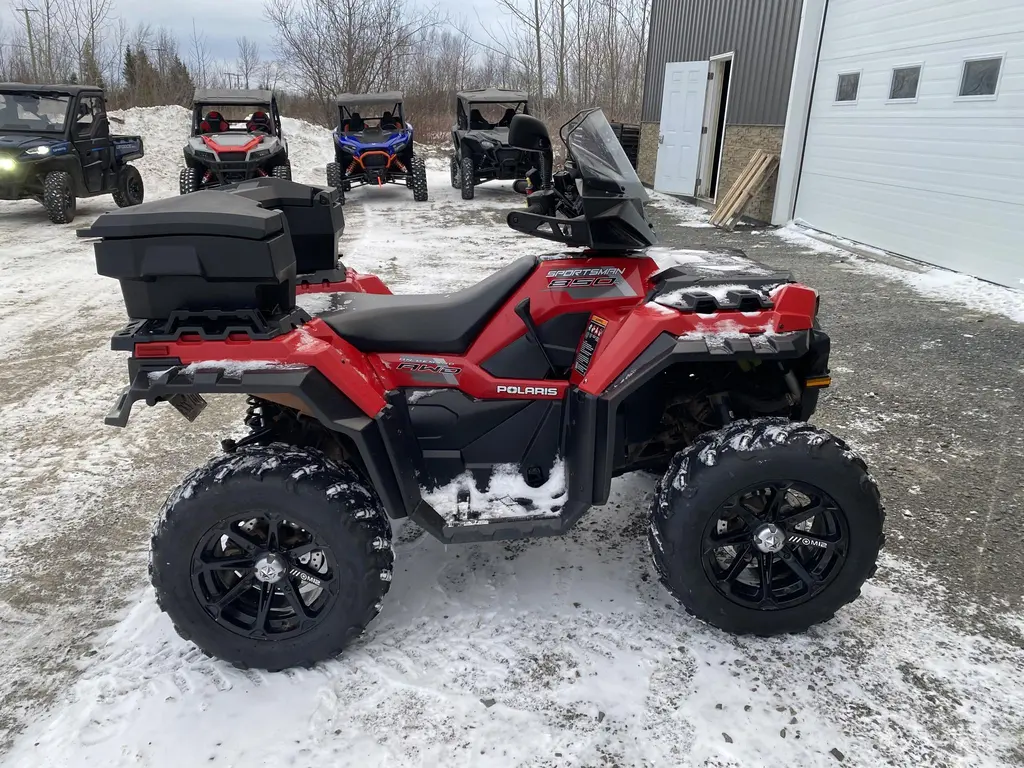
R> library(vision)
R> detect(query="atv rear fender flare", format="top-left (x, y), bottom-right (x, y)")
top-left (107, 362), bottom-right (421, 522)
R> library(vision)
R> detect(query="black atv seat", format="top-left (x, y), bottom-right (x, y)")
top-left (322, 255), bottom-right (537, 353)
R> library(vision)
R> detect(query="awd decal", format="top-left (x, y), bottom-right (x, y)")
top-left (573, 315), bottom-right (607, 376)
top-left (496, 385), bottom-right (559, 397)
top-left (397, 362), bottom-right (462, 375)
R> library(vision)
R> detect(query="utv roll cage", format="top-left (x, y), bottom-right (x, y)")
top-left (335, 91), bottom-right (406, 132)
top-left (455, 88), bottom-right (530, 130)
top-left (190, 88), bottom-right (282, 137)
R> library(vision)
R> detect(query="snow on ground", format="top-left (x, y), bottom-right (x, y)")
top-left (774, 224), bottom-right (1024, 324)
top-left (1, 108), bottom-right (1023, 767)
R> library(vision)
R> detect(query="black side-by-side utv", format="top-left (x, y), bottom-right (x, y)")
top-left (450, 88), bottom-right (532, 200)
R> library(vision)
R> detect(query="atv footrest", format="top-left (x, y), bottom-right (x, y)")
top-left (409, 499), bottom-right (589, 544)
top-left (110, 308), bottom-right (310, 351)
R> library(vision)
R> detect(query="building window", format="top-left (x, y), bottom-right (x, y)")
top-left (889, 65), bottom-right (921, 101)
top-left (835, 72), bottom-right (860, 103)
top-left (959, 56), bottom-right (1003, 97)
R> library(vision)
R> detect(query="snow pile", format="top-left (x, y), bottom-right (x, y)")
top-left (648, 246), bottom-right (774, 277)
top-left (179, 360), bottom-right (306, 377)
top-left (421, 459), bottom-right (567, 525)
top-left (646, 190), bottom-right (715, 227)
top-left (108, 106), bottom-right (192, 198)
top-left (775, 224), bottom-right (1024, 324)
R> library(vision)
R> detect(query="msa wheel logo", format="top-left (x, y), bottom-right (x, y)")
top-left (397, 362), bottom-right (462, 375)
top-left (289, 568), bottom-right (322, 587)
top-left (787, 534), bottom-right (829, 549)
top-left (496, 385), bottom-right (559, 397)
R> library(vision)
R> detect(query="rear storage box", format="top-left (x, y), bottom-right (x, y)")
top-left (226, 178), bottom-right (344, 274)
top-left (87, 190), bottom-right (297, 320)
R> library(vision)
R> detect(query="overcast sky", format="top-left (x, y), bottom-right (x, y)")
top-left (33, 0), bottom-right (506, 63)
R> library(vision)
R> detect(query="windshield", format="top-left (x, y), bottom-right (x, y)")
top-left (561, 109), bottom-right (647, 202)
top-left (338, 103), bottom-right (404, 132)
top-left (0, 92), bottom-right (71, 133)
top-left (195, 104), bottom-right (275, 134)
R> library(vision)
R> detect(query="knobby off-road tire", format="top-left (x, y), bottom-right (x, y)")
top-left (271, 164), bottom-right (292, 181)
top-left (449, 155), bottom-right (460, 189)
top-left (326, 162), bottom-right (345, 203)
top-left (460, 156), bottom-right (475, 200)
top-left (411, 155), bottom-right (428, 202)
top-left (112, 165), bottom-right (145, 208)
top-left (43, 170), bottom-right (76, 224)
top-left (650, 418), bottom-right (884, 636)
top-left (179, 167), bottom-right (200, 195)
top-left (151, 444), bottom-right (393, 671)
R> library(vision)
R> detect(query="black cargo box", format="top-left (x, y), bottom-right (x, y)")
top-left (87, 191), bottom-right (297, 320)
top-left (225, 178), bottom-right (344, 274)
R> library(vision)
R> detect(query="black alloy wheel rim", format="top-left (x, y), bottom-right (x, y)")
top-left (191, 512), bottom-right (339, 640)
top-left (700, 481), bottom-right (849, 610)
top-left (128, 175), bottom-right (143, 203)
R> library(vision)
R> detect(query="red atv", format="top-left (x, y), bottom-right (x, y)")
top-left (91, 109), bottom-right (884, 671)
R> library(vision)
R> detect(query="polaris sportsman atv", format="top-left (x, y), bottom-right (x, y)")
top-left (179, 89), bottom-right (290, 194)
top-left (0, 84), bottom-right (144, 223)
top-left (91, 108), bottom-right (884, 671)
top-left (451, 88), bottom-right (533, 200)
top-left (326, 91), bottom-right (427, 203)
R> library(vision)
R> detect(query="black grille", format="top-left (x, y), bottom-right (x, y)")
top-left (218, 152), bottom-right (247, 162)
top-left (361, 154), bottom-right (387, 169)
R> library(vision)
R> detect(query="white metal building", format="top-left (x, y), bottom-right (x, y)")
top-left (773, 0), bottom-right (1024, 289)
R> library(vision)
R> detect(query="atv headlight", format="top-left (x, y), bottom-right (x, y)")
top-left (481, 140), bottom-right (496, 149)
top-left (24, 145), bottom-right (50, 156)
top-left (0, 157), bottom-right (16, 171)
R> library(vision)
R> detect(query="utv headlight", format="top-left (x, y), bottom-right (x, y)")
top-left (250, 149), bottom-right (270, 160)
top-left (0, 157), bottom-right (16, 171)
top-left (392, 141), bottom-right (407, 152)
top-left (24, 145), bottom-right (50, 156)
top-left (194, 149), bottom-right (215, 160)
top-left (481, 140), bottom-right (497, 149)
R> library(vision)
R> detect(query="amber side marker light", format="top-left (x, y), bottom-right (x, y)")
top-left (805, 376), bottom-right (832, 389)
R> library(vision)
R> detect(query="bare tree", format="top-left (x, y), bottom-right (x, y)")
top-left (236, 35), bottom-right (261, 89)
top-left (189, 20), bottom-right (212, 88)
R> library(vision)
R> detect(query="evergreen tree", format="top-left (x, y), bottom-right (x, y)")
top-left (123, 46), bottom-right (136, 89)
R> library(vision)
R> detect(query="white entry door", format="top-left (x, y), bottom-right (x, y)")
top-left (654, 60), bottom-right (709, 196)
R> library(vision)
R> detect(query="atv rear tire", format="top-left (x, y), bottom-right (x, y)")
top-left (460, 156), bottom-right (475, 200)
top-left (271, 164), bottom-right (292, 181)
top-left (411, 155), bottom-right (428, 202)
top-left (179, 167), bottom-right (200, 195)
top-left (450, 155), bottom-right (460, 189)
top-left (650, 418), bottom-right (884, 637)
top-left (151, 444), bottom-right (393, 671)
top-left (112, 165), bottom-right (145, 208)
top-left (43, 171), bottom-right (76, 224)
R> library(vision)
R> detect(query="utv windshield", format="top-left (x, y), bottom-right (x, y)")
top-left (561, 109), bottom-right (647, 202)
top-left (0, 92), bottom-right (71, 133)
top-left (195, 104), bottom-right (276, 134)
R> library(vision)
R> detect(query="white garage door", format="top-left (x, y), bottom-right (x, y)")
top-left (795, 0), bottom-right (1024, 289)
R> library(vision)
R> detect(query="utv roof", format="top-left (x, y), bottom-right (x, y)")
top-left (457, 88), bottom-right (529, 103)
top-left (193, 88), bottom-right (275, 105)
top-left (336, 91), bottom-right (404, 106)
top-left (0, 83), bottom-right (102, 95)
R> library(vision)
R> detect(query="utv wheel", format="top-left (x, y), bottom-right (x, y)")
top-left (43, 170), bottom-right (76, 224)
top-left (326, 161), bottom-right (344, 191)
top-left (411, 155), bottom-right (428, 202)
top-left (112, 165), bottom-right (145, 208)
top-left (151, 444), bottom-right (393, 671)
top-left (650, 418), bottom-right (884, 636)
top-left (179, 167), bottom-right (200, 195)
top-left (271, 164), bottom-right (292, 181)
top-left (460, 156), bottom-right (475, 200)
top-left (513, 178), bottom-right (529, 195)
top-left (450, 155), bottom-right (460, 189)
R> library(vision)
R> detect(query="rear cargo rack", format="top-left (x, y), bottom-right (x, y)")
top-left (111, 307), bottom-right (310, 351)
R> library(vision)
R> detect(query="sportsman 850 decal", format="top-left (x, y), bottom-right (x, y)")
top-left (545, 267), bottom-right (636, 298)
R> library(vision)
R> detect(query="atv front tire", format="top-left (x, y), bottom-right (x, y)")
top-left (326, 162), bottom-right (345, 202)
top-left (151, 444), bottom-right (393, 670)
top-left (450, 155), bottom-right (460, 189)
top-left (271, 164), bottom-right (292, 181)
top-left (179, 167), bottom-right (200, 195)
top-left (650, 418), bottom-right (884, 636)
top-left (112, 165), bottom-right (145, 208)
top-left (411, 155), bottom-right (428, 202)
top-left (43, 171), bottom-right (76, 224)
top-left (460, 156), bottom-right (475, 200)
